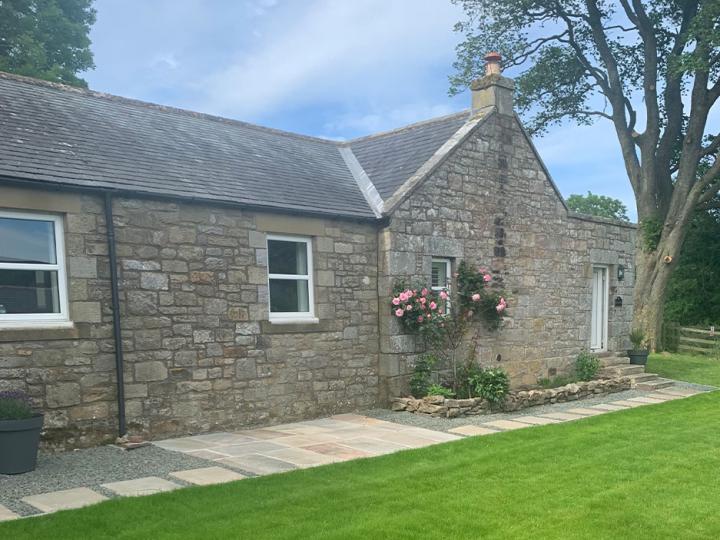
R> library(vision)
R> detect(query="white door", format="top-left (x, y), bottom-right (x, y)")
top-left (590, 267), bottom-right (608, 351)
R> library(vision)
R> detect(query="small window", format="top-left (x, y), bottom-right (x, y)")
top-left (266, 235), bottom-right (315, 322)
top-left (431, 258), bottom-right (452, 311)
top-left (0, 210), bottom-right (69, 326)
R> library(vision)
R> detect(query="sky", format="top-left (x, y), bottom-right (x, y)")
top-left (84, 0), bottom-right (637, 219)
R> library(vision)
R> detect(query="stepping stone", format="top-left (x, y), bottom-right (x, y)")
top-left (481, 419), bottom-right (531, 431)
top-left (218, 454), bottom-right (297, 476)
top-left (610, 400), bottom-right (646, 408)
top-left (511, 416), bottom-right (561, 425)
top-left (647, 392), bottom-right (682, 401)
top-left (567, 408), bottom-right (607, 416)
top-left (169, 466), bottom-right (246, 486)
top-left (102, 476), bottom-right (180, 497)
top-left (657, 388), bottom-right (701, 397)
top-left (448, 425), bottom-right (500, 436)
top-left (540, 412), bottom-right (586, 421)
top-left (22, 487), bottom-right (107, 513)
top-left (153, 438), bottom-right (212, 453)
top-left (627, 396), bottom-right (666, 404)
top-left (591, 403), bottom-right (628, 411)
top-left (0, 504), bottom-right (19, 521)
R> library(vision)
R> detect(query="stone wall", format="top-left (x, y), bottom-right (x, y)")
top-left (377, 112), bottom-right (636, 399)
top-left (0, 186), bottom-right (379, 449)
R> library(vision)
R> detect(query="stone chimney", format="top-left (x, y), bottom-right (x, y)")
top-left (471, 52), bottom-right (514, 116)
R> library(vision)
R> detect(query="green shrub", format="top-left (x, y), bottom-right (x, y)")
top-left (471, 368), bottom-right (510, 405)
top-left (455, 360), bottom-right (484, 399)
top-left (575, 351), bottom-right (600, 381)
top-left (0, 390), bottom-right (34, 420)
top-left (629, 328), bottom-right (647, 351)
top-left (409, 354), bottom-right (439, 398)
top-left (426, 384), bottom-right (455, 398)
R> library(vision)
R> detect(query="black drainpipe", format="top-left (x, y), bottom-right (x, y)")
top-left (104, 192), bottom-right (126, 437)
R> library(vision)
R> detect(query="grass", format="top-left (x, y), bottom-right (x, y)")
top-left (648, 352), bottom-right (720, 386)
top-left (2, 353), bottom-right (719, 540)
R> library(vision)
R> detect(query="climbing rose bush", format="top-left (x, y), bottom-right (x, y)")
top-left (390, 286), bottom-right (443, 333)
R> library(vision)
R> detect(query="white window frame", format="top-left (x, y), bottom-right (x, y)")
top-left (0, 209), bottom-right (70, 328)
top-left (431, 258), bottom-right (452, 312)
top-left (266, 234), bottom-right (317, 324)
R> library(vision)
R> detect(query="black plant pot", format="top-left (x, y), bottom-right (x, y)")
top-left (628, 350), bottom-right (649, 366)
top-left (0, 414), bottom-right (43, 474)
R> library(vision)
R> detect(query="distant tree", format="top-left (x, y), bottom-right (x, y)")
top-left (0, 0), bottom-right (96, 87)
top-left (566, 191), bottom-right (629, 221)
top-left (665, 209), bottom-right (720, 326)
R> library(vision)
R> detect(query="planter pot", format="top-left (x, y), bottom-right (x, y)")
top-left (0, 414), bottom-right (43, 474)
top-left (628, 350), bottom-right (649, 366)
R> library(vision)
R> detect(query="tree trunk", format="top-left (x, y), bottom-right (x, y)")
top-left (632, 232), bottom-right (685, 351)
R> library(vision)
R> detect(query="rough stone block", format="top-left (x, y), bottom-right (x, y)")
top-left (135, 361), bottom-right (168, 382)
top-left (140, 273), bottom-right (169, 290)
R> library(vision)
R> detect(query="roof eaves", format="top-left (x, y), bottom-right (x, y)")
top-left (337, 146), bottom-right (384, 218)
top-left (381, 108), bottom-right (494, 216)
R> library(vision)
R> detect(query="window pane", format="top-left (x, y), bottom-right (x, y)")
top-left (269, 278), bottom-right (309, 313)
top-left (0, 269), bottom-right (60, 314)
top-left (431, 261), bottom-right (449, 288)
top-left (0, 217), bottom-right (57, 264)
top-left (268, 240), bottom-right (308, 275)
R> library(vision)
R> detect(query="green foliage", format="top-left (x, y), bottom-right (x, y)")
top-left (566, 192), bottom-right (629, 222)
top-left (0, 0), bottom-right (96, 87)
top-left (575, 351), bottom-right (600, 381)
top-left (456, 260), bottom-right (506, 330)
top-left (639, 218), bottom-right (663, 252)
top-left (426, 384), bottom-right (455, 398)
top-left (538, 374), bottom-right (577, 389)
top-left (409, 354), bottom-right (439, 398)
top-left (455, 360), bottom-right (484, 399)
top-left (665, 211), bottom-right (720, 327)
top-left (629, 328), bottom-right (647, 351)
top-left (470, 368), bottom-right (510, 405)
top-left (0, 390), bottom-right (34, 420)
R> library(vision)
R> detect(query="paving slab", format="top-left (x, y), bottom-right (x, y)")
top-left (273, 433), bottom-right (344, 448)
top-left (185, 449), bottom-right (232, 460)
top-left (481, 419), bottom-right (531, 431)
top-left (539, 412), bottom-right (586, 421)
top-left (240, 428), bottom-right (294, 440)
top-left (169, 466), bottom-right (246, 486)
top-left (215, 441), bottom-right (288, 457)
top-left (591, 403), bottom-right (628, 411)
top-left (218, 454), bottom-right (297, 475)
top-left (375, 430), bottom-right (443, 447)
top-left (22, 487), bottom-right (108, 513)
top-left (657, 388), bottom-right (701, 397)
top-left (337, 437), bottom-right (412, 455)
top-left (265, 447), bottom-right (340, 468)
top-left (0, 504), bottom-right (19, 521)
top-left (511, 415), bottom-right (561, 425)
top-left (448, 425), bottom-right (500, 436)
top-left (302, 443), bottom-right (373, 460)
top-left (153, 438), bottom-right (214, 452)
top-left (647, 392), bottom-right (682, 401)
top-left (102, 476), bottom-right (180, 497)
top-left (185, 433), bottom-right (258, 446)
top-left (610, 400), bottom-right (647, 408)
top-left (396, 428), bottom-right (460, 442)
top-left (627, 396), bottom-right (667, 404)
top-left (566, 407), bottom-right (607, 416)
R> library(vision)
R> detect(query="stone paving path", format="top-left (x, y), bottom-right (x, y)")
top-left (0, 385), bottom-right (710, 523)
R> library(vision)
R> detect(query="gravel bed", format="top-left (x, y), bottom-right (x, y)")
top-left (366, 380), bottom-right (716, 433)
top-left (0, 444), bottom-right (222, 516)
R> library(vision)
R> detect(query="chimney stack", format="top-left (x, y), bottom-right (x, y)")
top-left (471, 51), bottom-right (514, 116)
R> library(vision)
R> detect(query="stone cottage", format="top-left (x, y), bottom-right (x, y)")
top-left (0, 55), bottom-right (635, 449)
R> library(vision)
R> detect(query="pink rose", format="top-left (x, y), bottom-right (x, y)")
top-left (439, 290), bottom-right (448, 300)
top-left (392, 297), bottom-right (400, 306)
top-left (405, 304), bottom-right (412, 311)
top-left (405, 289), bottom-right (414, 297)
top-left (417, 316), bottom-right (424, 322)
top-left (496, 303), bottom-right (505, 313)
top-left (429, 301), bottom-right (437, 310)
top-left (419, 297), bottom-right (426, 304)
top-left (471, 293), bottom-right (481, 302)
top-left (483, 274), bottom-right (492, 282)
top-left (395, 308), bottom-right (404, 317)
top-left (399, 292), bottom-right (408, 302)
top-left (421, 288), bottom-right (428, 297)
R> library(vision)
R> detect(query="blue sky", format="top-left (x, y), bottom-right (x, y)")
top-left (85, 0), bottom-right (636, 218)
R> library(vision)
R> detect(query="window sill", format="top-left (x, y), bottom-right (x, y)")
top-left (0, 322), bottom-right (88, 343)
top-left (268, 317), bottom-right (319, 325)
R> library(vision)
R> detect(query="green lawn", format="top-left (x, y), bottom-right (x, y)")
top-left (648, 352), bottom-right (720, 386)
top-left (2, 354), bottom-right (719, 540)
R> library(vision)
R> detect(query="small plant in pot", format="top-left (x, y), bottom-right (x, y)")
top-left (628, 328), bottom-right (650, 365)
top-left (0, 390), bottom-right (44, 474)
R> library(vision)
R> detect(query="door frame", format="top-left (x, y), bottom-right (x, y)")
top-left (590, 265), bottom-right (609, 352)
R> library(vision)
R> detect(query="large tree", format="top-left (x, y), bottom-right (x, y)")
top-left (0, 0), bottom-right (96, 87)
top-left (567, 191), bottom-right (630, 221)
top-left (451, 0), bottom-right (720, 349)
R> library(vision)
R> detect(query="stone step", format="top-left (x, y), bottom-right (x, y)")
top-left (636, 378), bottom-right (675, 391)
top-left (627, 372), bottom-right (659, 383)
top-left (600, 364), bottom-right (645, 377)
top-left (599, 356), bottom-right (631, 367)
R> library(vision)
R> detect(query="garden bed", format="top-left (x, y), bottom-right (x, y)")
top-left (391, 376), bottom-right (632, 418)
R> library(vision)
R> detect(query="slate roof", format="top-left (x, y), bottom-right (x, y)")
top-left (0, 72), bottom-right (472, 219)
